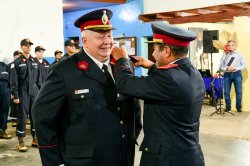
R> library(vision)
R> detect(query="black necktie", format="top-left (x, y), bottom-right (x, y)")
top-left (102, 64), bottom-right (114, 85)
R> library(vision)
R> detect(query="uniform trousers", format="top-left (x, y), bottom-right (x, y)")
top-left (224, 71), bottom-right (242, 110)
top-left (16, 85), bottom-right (38, 137)
top-left (0, 85), bottom-right (10, 130)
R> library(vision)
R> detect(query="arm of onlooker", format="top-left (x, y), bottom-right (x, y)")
top-left (10, 61), bottom-right (19, 101)
top-left (31, 67), bottom-right (66, 165)
top-left (37, 64), bottom-right (43, 89)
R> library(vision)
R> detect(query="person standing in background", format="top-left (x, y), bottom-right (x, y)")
top-left (75, 44), bottom-right (81, 53)
top-left (0, 60), bottom-right (12, 139)
top-left (220, 40), bottom-right (247, 112)
top-left (7, 50), bottom-right (21, 127)
top-left (51, 50), bottom-right (63, 65)
top-left (34, 46), bottom-right (50, 84)
top-left (60, 39), bottom-right (77, 61)
top-left (10, 38), bottom-right (42, 152)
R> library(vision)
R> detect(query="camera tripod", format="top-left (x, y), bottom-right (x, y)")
top-left (209, 76), bottom-right (235, 116)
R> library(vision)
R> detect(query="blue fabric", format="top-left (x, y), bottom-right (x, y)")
top-left (223, 71), bottom-right (242, 110)
top-left (203, 77), bottom-right (223, 100)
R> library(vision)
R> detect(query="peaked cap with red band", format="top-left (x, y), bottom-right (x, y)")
top-left (74, 9), bottom-right (115, 31)
top-left (147, 22), bottom-right (197, 47)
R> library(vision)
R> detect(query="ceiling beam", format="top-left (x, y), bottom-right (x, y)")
top-left (167, 9), bottom-right (250, 24)
top-left (90, 0), bottom-right (125, 3)
top-left (139, 2), bottom-right (250, 24)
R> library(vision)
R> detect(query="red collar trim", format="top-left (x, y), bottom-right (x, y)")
top-left (80, 20), bottom-right (111, 31)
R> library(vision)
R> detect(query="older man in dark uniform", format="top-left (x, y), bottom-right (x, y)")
top-left (32, 9), bottom-right (140, 166)
top-left (11, 38), bottom-right (42, 152)
top-left (112, 22), bottom-right (205, 166)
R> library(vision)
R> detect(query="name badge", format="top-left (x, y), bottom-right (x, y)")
top-left (19, 64), bottom-right (26, 67)
top-left (1, 72), bottom-right (8, 74)
top-left (75, 89), bottom-right (89, 94)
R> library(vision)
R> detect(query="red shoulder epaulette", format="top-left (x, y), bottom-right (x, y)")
top-left (158, 63), bottom-right (179, 70)
top-left (110, 56), bottom-right (116, 65)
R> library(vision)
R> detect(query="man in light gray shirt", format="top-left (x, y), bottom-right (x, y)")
top-left (219, 40), bottom-right (247, 112)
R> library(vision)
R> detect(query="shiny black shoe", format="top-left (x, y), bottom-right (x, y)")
top-left (237, 109), bottom-right (242, 112)
top-left (225, 108), bottom-right (231, 112)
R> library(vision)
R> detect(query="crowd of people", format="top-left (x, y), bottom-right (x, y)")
top-left (0, 38), bottom-right (80, 152)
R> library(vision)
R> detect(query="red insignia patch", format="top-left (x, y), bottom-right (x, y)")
top-left (158, 63), bottom-right (179, 70)
top-left (78, 61), bottom-right (88, 71)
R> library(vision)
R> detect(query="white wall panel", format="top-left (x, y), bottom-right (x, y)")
top-left (0, 0), bottom-right (64, 63)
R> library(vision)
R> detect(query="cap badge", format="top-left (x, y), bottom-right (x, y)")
top-left (102, 10), bottom-right (108, 25)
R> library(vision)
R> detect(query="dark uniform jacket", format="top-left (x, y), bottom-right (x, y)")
top-left (60, 53), bottom-right (70, 61)
top-left (32, 49), bottom-right (140, 166)
top-left (34, 58), bottom-right (50, 84)
top-left (51, 59), bottom-right (59, 66)
top-left (0, 62), bottom-right (9, 86)
top-left (10, 54), bottom-right (42, 99)
top-left (114, 58), bottom-right (205, 166)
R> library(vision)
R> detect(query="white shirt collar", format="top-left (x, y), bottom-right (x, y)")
top-left (170, 57), bottom-right (185, 64)
top-left (83, 47), bottom-right (110, 69)
top-left (38, 59), bottom-right (43, 63)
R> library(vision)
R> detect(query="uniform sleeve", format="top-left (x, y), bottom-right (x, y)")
top-left (114, 58), bottom-right (176, 101)
top-left (10, 61), bottom-right (19, 99)
top-left (37, 64), bottom-right (43, 89)
top-left (31, 67), bottom-right (66, 165)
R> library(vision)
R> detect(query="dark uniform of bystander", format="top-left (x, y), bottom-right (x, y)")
top-left (10, 38), bottom-right (42, 152)
top-left (0, 61), bottom-right (12, 139)
top-left (7, 50), bottom-right (21, 127)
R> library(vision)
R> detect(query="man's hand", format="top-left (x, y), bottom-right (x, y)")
top-left (111, 47), bottom-right (128, 60)
top-left (132, 56), bottom-right (154, 69)
top-left (13, 98), bottom-right (20, 104)
top-left (227, 66), bottom-right (236, 72)
top-left (11, 94), bottom-right (14, 100)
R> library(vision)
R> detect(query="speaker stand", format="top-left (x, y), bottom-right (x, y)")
top-left (210, 53), bottom-right (213, 75)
